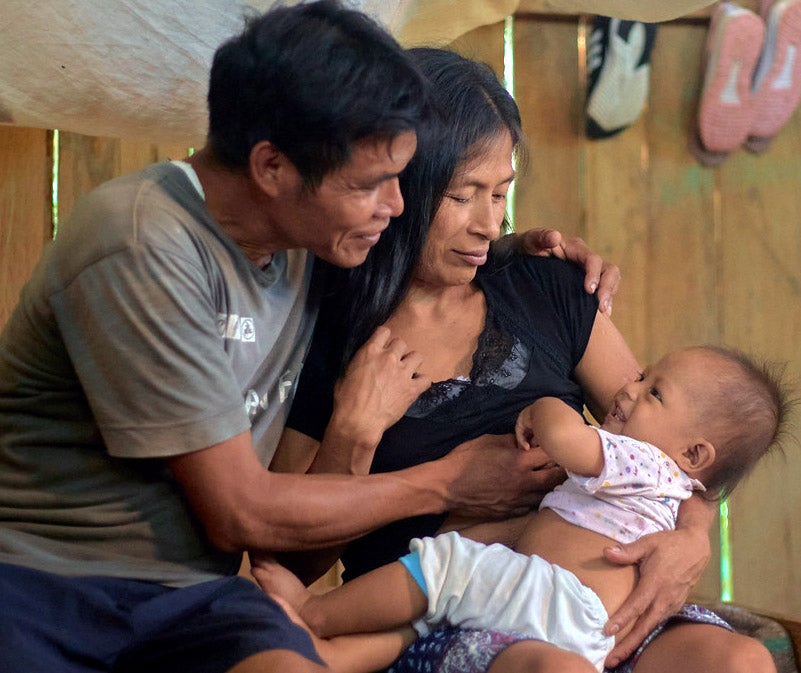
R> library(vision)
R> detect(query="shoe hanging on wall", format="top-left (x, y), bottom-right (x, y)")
top-left (744, 0), bottom-right (801, 152)
top-left (696, 2), bottom-right (765, 155)
top-left (585, 15), bottom-right (659, 139)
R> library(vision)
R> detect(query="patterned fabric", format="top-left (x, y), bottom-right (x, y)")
top-left (541, 428), bottom-right (704, 544)
top-left (389, 628), bottom-right (526, 673)
top-left (388, 604), bottom-right (731, 673)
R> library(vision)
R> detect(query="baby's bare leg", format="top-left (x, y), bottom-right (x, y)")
top-left (260, 579), bottom-right (417, 673)
top-left (304, 560), bottom-right (428, 638)
top-left (320, 627), bottom-right (418, 673)
top-left (255, 556), bottom-right (428, 639)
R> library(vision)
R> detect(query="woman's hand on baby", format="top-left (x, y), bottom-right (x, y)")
top-left (601, 527), bottom-right (711, 667)
top-left (441, 434), bottom-right (565, 518)
top-left (517, 228), bottom-right (620, 316)
top-left (331, 326), bottom-right (431, 446)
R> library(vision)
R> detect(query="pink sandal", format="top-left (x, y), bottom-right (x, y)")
top-left (697, 2), bottom-right (765, 153)
top-left (746, 0), bottom-right (801, 151)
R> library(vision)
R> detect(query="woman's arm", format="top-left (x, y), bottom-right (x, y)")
top-left (572, 310), bottom-right (641, 421)
top-left (272, 325), bottom-right (430, 472)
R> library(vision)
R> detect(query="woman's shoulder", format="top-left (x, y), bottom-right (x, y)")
top-left (480, 253), bottom-right (587, 295)
top-left (480, 253), bottom-right (598, 347)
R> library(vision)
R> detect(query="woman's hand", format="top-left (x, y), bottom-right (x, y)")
top-left (513, 228), bottom-right (621, 315)
top-left (328, 326), bottom-right (431, 455)
top-left (601, 525), bottom-right (711, 668)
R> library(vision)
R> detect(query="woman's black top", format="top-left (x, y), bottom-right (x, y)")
top-left (286, 255), bottom-right (598, 580)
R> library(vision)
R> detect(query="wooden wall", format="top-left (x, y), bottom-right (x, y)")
top-left (1, 7), bottom-right (800, 619)
top-left (0, 130), bottom-right (189, 326)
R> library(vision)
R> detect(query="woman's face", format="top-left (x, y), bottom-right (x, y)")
top-left (413, 131), bottom-right (515, 288)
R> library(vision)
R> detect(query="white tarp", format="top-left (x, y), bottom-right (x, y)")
top-left (0, 0), bottom-right (713, 142)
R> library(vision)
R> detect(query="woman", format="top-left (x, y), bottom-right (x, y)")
top-left (271, 48), bottom-right (775, 673)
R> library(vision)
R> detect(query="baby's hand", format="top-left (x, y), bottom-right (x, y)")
top-left (514, 405), bottom-right (537, 450)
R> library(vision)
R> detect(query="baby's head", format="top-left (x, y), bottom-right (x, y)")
top-left (602, 345), bottom-right (791, 499)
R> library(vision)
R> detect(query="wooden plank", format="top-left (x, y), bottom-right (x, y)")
top-left (57, 132), bottom-right (121, 226)
top-left (118, 140), bottom-right (158, 177)
top-left (59, 134), bottom-right (190, 225)
top-left (717, 108), bottom-right (801, 619)
top-left (0, 126), bottom-right (51, 328)
top-left (449, 20), bottom-right (506, 78)
top-left (513, 16), bottom-right (584, 235)
top-left (580, 11), bottom-right (651, 360)
top-left (516, 0), bottom-right (758, 19)
top-left (154, 142), bottom-right (193, 163)
top-left (119, 140), bottom-right (191, 176)
top-left (640, 23), bottom-right (720, 359)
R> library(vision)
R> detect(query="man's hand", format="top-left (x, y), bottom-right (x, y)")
top-left (515, 228), bottom-right (620, 315)
top-left (439, 434), bottom-right (565, 519)
top-left (602, 527), bottom-right (711, 667)
top-left (330, 326), bottom-right (431, 448)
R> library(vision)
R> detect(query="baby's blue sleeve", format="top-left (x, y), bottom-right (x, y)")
top-left (399, 550), bottom-right (428, 597)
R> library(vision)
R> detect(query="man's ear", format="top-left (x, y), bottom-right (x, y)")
top-left (679, 439), bottom-right (716, 474)
top-left (249, 140), bottom-right (292, 197)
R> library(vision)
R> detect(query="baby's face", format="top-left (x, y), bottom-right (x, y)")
top-left (600, 349), bottom-right (718, 460)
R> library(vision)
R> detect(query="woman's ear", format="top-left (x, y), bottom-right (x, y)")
top-left (249, 140), bottom-right (291, 197)
top-left (679, 439), bottom-right (716, 474)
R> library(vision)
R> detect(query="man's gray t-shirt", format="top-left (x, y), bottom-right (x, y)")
top-left (0, 162), bottom-right (316, 586)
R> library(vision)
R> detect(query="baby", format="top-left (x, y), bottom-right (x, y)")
top-left (255, 345), bottom-right (789, 673)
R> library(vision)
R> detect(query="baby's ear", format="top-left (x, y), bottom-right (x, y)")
top-left (680, 439), bottom-right (716, 474)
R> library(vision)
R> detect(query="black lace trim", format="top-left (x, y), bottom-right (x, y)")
top-left (406, 306), bottom-right (530, 419)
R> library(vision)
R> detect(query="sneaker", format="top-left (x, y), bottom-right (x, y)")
top-left (586, 16), bottom-right (658, 139)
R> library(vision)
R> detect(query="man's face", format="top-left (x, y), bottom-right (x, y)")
top-left (289, 131), bottom-right (417, 268)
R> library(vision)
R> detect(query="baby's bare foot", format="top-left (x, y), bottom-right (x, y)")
top-left (251, 556), bottom-right (313, 619)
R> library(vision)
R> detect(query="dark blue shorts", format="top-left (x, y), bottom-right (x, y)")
top-left (0, 562), bottom-right (323, 673)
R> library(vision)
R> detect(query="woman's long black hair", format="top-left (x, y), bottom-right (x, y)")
top-left (319, 47), bottom-right (525, 371)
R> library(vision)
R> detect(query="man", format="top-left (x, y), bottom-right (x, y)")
top-left (0, 2), bottom-right (614, 672)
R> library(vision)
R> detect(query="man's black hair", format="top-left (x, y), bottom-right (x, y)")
top-left (207, 0), bottom-right (430, 187)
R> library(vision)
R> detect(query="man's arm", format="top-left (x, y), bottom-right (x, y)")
top-left (169, 430), bottom-right (558, 555)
